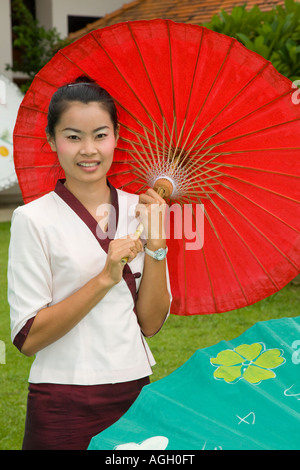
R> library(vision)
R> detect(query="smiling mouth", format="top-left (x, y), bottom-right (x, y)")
top-left (77, 162), bottom-right (100, 167)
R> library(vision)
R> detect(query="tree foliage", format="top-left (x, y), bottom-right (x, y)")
top-left (6, 0), bottom-right (69, 92)
top-left (203, 0), bottom-right (300, 81)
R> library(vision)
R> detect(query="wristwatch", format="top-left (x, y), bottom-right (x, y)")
top-left (144, 245), bottom-right (168, 260)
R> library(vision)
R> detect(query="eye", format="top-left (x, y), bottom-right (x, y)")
top-left (67, 135), bottom-right (80, 141)
top-left (96, 133), bottom-right (107, 139)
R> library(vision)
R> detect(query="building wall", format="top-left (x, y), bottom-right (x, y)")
top-left (0, 0), bottom-right (13, 78)
top-left (35, 0), bottom-right (126, 38)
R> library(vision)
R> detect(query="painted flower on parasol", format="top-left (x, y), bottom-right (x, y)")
top-left (210, 342), bottom-right (286, 384)
top-left (13, 19), bottom-right (300, 315)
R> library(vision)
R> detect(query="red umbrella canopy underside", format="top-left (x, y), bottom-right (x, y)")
top-left (13, 19), bottom-right (300, 315)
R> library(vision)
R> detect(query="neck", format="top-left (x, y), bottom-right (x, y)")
top-left (64, 177), bottom-right (111, 209)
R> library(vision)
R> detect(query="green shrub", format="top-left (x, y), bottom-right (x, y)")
top-left (203, 0), bottom-right (300, 81)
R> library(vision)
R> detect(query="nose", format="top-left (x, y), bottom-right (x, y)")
top-left (80, 138), bottom-right (97, 156)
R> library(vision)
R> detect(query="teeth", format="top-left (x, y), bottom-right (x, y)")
top-left (78, 162), bottom-right (99, 167)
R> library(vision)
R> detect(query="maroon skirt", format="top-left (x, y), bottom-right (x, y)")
top-left (22, 377), bottom-right (149, 450)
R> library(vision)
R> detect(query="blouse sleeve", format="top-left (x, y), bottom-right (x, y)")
top-left (7, 207), bottom-right (53, 347)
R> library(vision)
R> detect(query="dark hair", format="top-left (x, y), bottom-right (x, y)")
top-left (46, 76), bottom-right (119, 138)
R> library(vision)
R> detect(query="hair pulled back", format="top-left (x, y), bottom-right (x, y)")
top-left (46, 76), bottom-right (119, 138)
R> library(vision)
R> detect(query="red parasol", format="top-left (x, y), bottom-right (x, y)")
top-left (13, 19), bottom-right (300, 315)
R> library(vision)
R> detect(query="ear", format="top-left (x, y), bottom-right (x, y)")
top-left (46, 133), bottom-right (57, 152)
top-left (114, 124), bottom-right (120, 147)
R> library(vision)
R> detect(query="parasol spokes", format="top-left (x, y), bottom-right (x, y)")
top-left (124, 116), bottom-right (225, 201)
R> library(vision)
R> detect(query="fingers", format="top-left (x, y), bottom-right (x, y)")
top-left (102, 235), bottom-right (143, 284)
top-left (139, 188), bottom-right (166, 205)
top-left (123, 239), bottom-right (142, 262)
top-left (137, 189), bottom-right (167, 221)
top-left (109, 236), bottom-right (143, 264)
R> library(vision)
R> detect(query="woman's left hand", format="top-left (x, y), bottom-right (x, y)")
top-left (136, 188), bottom-right (167, 244)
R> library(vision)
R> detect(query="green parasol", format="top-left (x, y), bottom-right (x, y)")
top-left (88, 315), bottom-right (300, 450)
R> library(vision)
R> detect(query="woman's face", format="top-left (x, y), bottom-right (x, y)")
top-left (47, 101), bottom-right (119, 187)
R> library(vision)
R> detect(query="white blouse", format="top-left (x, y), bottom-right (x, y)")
top-left (8, 180), bottom-right (171, 385)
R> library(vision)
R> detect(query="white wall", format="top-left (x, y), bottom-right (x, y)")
top-left (35, 0), bottom-right (126, 38)
top-left (0, 0), bottom-right (13, 77)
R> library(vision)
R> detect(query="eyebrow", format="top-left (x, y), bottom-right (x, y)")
top-left (62, 126), bottom-right (110, 133)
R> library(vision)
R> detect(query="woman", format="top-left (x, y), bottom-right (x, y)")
top-left (8, 76), bottom-right (171, 450)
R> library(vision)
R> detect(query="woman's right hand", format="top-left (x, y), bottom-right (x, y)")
top-left (100, 235), bottom-right (144, 286)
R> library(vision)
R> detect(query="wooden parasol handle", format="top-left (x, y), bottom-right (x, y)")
top-left (153, 177), bottom-right (174, 199)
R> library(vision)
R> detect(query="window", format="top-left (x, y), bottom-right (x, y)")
top-left (68, 15), bottom-right (102, 34)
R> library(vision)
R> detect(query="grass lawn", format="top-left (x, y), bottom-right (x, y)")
top-left (0, 220), bottom-right (299, 449)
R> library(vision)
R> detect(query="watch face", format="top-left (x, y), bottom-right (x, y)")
top-left (154, 248), bottom-right (167, 260)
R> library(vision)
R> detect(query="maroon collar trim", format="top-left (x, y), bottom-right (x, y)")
top-left (54, 178), bottom-right (119, 253)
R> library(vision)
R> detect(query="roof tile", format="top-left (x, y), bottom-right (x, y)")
top-left (68, 0), bottom-right (285, 41)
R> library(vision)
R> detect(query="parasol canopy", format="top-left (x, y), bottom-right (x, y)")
top-left (13, 19), bottom-right (300, 314)
top-left (88, 315), bottom-right (300, 450)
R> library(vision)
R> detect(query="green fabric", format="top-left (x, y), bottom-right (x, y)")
top-left (88, 316), bottom-right (300, 450)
